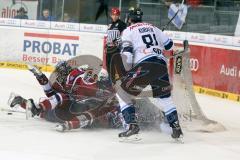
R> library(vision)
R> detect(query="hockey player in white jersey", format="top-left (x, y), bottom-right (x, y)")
top-left (116, 8), bottom-right (183, 140)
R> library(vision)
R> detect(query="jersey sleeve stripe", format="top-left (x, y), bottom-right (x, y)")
top-left (164, 39), bottom-right (173, 50)
top-left (163, 38), bottom-right (171, 45)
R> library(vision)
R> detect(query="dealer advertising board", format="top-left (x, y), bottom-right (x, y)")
top-left (0, 19), bottom-right (239, 101)
top-left (0, 26), bottom-right (106, 66)
top-left (0, 0), bottom-right (38, 19)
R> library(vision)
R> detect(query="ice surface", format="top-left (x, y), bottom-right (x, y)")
top-left (0, 68), bottom-right (239, 160)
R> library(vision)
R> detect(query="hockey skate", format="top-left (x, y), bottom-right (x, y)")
top-left (7, 93), bottom-right (41, 119)
top-left (119, 124), bottom-right (141, 142)
top-left (8, 92), bottom-right (27, 108)
top-left (170, 121), bottom-right (184, 143)
top-left (27, 64), bottom-right (43, 77)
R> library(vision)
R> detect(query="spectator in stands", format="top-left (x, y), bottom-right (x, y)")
top-left (63, 13), bottom-right (77, 23)
top-left (216, 0), bottom-right (235, 8)
top-left (164, 0), bottom-right (185, 7)
top-left (165, 0), bottom-right (202, 7)
top-left (201, 0), bottom-right (214, 6)
top-left (165, 0), bottom-right (216, 6)
top-left (186, 0), bottom-right (201, 6)
top-left (14, 7), bottom-right (28, 19)
top-left (95, 0), bottom-right (109, 22)
top-left (39, 9), bottom-right (56, 21)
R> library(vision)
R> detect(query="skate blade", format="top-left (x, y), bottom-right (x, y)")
top-left (173, 136), bottom-right (184, 144)
top-left (119, 134), bottom-right (142, 143)
top-left (25, 100), bottom-right (33, 120)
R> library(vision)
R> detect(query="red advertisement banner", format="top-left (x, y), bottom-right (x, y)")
top-left (189, 45), bottom-right (240, 95)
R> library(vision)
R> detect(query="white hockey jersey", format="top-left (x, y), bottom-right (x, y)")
top-left (121, 22), bottom-right (173, 65)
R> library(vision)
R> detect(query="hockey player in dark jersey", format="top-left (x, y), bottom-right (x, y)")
top-left (106, 7), bottom-right (127, 84)
top-left (8, 62), bottom-right (121, 132)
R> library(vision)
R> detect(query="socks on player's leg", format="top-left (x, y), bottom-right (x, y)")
top-left (155, 97), bottom-right (183, 139)
top-left (118, 105), bottom-right (140, 138)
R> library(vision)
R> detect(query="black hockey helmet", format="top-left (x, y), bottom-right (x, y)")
top-left (55, 61), bottom-right (73, 83)
top-left (127, 8), bottom-right (143, 23)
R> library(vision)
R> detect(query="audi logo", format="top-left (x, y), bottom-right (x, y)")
top-left (189, 58), bottom-right (199, 71)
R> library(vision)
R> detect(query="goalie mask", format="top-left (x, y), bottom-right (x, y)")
top-left (55, 61), bottom-right (73, 84)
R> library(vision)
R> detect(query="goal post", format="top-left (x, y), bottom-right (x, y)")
top-left (166, 40), bottom-right (225, 132)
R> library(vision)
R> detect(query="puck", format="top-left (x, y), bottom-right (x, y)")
top-left (7, 112), bottom-right (13, 115)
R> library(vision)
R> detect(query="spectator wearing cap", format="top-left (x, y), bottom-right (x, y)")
top-left (39, 9), bottom-right (56, 21)
top-left (14, 7), bottom-right (28, 19)
top-left (105, 7), bottom-right (127, 84)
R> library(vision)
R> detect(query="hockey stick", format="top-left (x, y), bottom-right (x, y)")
top-left (162, 0), bottom-right (185, 31)
top-left (0, 107), bottom-right (25, 114)
top-left (1, 107), bottom-right (31, 120)
top-left (165, 40), bottom-right (189, 59)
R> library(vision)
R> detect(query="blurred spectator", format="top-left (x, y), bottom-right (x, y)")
top-left (216, 0), bottom-right (234, 8)
top-left (63, 13), bottom-right (77, 23)
top-left (165, 0), bottom-right (215, 7)
top-left (95, 0), bottom-right (109, 22)
top-left (14, 7), bottom-right (28, 19)
top-left (201, 0), bottom-right (214, 6)
top-left (186, 0), bottom-right (201, 6)
top-left (39, 9), bottom-right (56, 21)
top-left (165, 0), bottom-right (186, 7)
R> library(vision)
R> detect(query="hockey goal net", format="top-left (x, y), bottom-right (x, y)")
top-left (139, 40), bottom-right (225, 132)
